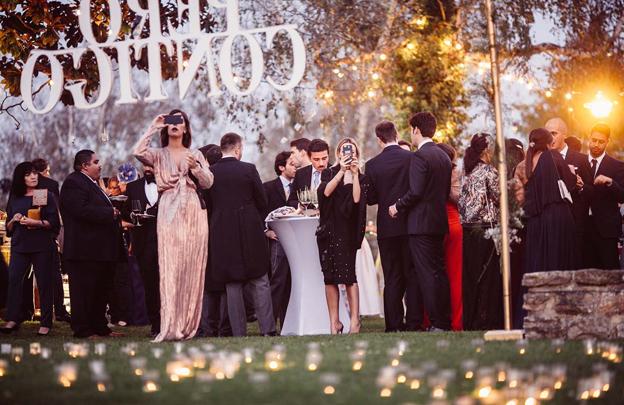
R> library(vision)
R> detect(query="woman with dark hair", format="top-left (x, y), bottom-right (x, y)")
top-left (458, 133), bottom-right (502, 330)
top-left (436, 143), bottom-right (463, 331)
top-left (523, 128), bottom-right (578, 273)
top-left (134, 110), bottom-right (214, 341)
top-left (317, 138), bottom-right (367, 334)
top-left (1, 162), bottom-right (60, 335)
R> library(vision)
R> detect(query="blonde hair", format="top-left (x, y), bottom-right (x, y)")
top-left (334, 137), bottom-right (361, 161)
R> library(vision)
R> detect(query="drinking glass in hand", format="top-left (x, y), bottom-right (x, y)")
top-left (131, 199), bottom-right (143, 227)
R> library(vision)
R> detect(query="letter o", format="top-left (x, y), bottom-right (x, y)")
top-left (79, 0), bottom-right (122, 44)
top-left (219, 33), bottom-right (264, 96)
top-left (20, 52), bottom-right (64, 114)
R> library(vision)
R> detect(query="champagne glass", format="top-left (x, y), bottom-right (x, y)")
top-left (298, 189), bottom-right (311, 215)
top-left (131, 200), bottom-right (143, 227)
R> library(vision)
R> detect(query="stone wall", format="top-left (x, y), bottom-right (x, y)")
top-left (522, 270), bottom-right (624, 340)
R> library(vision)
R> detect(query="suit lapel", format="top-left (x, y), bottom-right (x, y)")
top-left (81, 173), bottom-right (112, 206)
top-left (596, 155), bottom-right (611, 177)
top-left (276, 178), bottom-right (287, 204)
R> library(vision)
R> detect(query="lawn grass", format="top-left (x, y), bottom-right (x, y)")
top-left (0, 317), bottom-right (622, 404)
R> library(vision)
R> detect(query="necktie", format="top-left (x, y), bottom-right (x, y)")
top-left (313, 171), bottom-right (320, 189)
top-left (591, 159), bottom-right (598, 178)
top-left (285, 182), bottom-right (291, 199)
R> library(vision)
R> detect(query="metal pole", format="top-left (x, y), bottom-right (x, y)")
top-left (485, 0), bottom-right (512, 331)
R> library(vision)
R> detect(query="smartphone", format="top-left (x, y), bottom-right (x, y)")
top-left (164, 114), bottom-right (184, 125)
top-left (341, 143), bottom-right (354, 164)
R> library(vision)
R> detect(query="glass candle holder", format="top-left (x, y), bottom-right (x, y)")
top-left (94, 343), bottom-right (107, 356)
top-left (11, 347), bottom-right (23, 363)
top-left (142, 370), bottom-right (161, 393)
top-left (130, 357), bottom-right (148, 377)
top-left (29, 343), bottom-right (41, 356)
top-left (0, 359), bottom-right (8, 377)
top-left (242, 347), bottom-right (254, 364)
top-left (319, 372), bottom-right (340, 395)
top-left (306, 349), bottom-right (323, 371)
top-left (56, 362), bottom-right (78, 388)
top-left (461, 359), bottom-right (477, 380)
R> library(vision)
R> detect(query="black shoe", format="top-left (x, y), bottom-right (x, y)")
top-left (55, 313), bottom-right (72, 323)
top-left (427, 326), bottom-right (446, 333)
top-left (247, 314), bottom-right (257, 323)
top-left (263, 331), bottom-right (277, 337)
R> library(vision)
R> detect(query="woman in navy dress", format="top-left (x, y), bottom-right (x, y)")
top-left (1, 162), bottom-right (60, 335)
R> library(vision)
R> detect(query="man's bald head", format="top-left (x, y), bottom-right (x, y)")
top-left (545, 117), bottom-right (569, 152)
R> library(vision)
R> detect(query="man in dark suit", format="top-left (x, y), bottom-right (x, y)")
top-left (389, 112), bottom-right (452, 331)
top-left (59, 150), bottom-right (125, 338)
top-left (545, 118), bottom-right (593, 267)
top-left (287, 139), bottom-right (330, 207)
top-left (584, 123), bottom-right (624, 269)
top-left (32, 157), bottom-right (71, 322)
top-left (263, 151), bottom-right (296, 329)
top-left (290, 138), bottom-right (311, 168)
top-left (365, 121), bottom-right (422, 332)
top-left (124, 166), bottom-right (160, 337)
top-left (208, 133), bottom-right (276, 337)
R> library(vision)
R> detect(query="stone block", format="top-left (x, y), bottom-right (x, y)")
top-left (574, 270), bottom-right (624, 286)
top-left (522, 271), bottom-right (573, 288)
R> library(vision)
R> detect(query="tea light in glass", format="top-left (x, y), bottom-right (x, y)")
top-left (551, 338), bottom-right (564, 354)
top-left (396, 340), bottom-right (408, 356)
top-left (306, 349), bottom-right (323, 371)
top-left (516, 339), bottom-right (528, 355)
top-left (41, 348), bottom-right (51, 360)
top-left (151, 347), bottom-right (164, 359)
top-left (583, 339), bottom-right (596, 355)
top-left (320, 372), bottom-right (340, 395)
top-left (191, 352), bottom-right (207, 369)
top-left (264, 350), bottom-right (283, 371)
top-left (0, 359), bottom-right (8, 377)
top-left (166, 358), bottom-right (193, 381)
top-left (461, 359), bottom-right (477, 380)
top-left (174, 342), bottom-right (185, 354)
top-left (395, 366), bottom-right (408, 384)
top-left (376, 366), bottom-right (397, 396)
top-left (142, 370), bottom-right (160, 393)
top-left (0, 344), bottom-right (11, 354)
top-left (387, 348), bottom-right (401, 367)
top-left (56, 362), bottom-right (78, 388)
top-left (471, 338), bottom-right (485, 354)
top-left (242, 347), bottom-right (254, 364)
top-left (408, 369), bottom-right (424, 390)
top-left (122, 343), bottom-right (138, 357)
top-left (494, 362), bottom-right (509, 383)
top-left (130, 357), bottom-right (148, 376)
top-left (11, 347), bottom-right (23, 363)
top-left (551, 364), bottom-right (566, 390)
top-left (29, 343), bottom-right (41, 356)
top-left (94, 343), bottom-right (107, 356)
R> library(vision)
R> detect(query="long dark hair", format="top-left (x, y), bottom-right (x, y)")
top-left (436, 143), bottom-right (457, 168)
top-left (524, 128), bottom-right (553, 179)
top-left (464, 133), bottom-right (491, 175)
top-left (9, 161), bottom-right (36, 202)
top-left (160, 109), bottom-right (192, 148)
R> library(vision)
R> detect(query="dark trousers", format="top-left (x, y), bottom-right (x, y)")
top-left (108, 262), bottom-right (132, 323)
top-left (135, 244), bottom-right (160, 334)
top-left (53, 251), bottom-right (69, 315)
top-left (198, 291), bottom-right (231, 337)
top-left (226, 273), bottom-right (275, 337)
top-left (408, 235), bottom-right (450, 330)
top-left (268, 240), bottom-right (291, 328)
top-left (66, 260), bottom-right (114, 337)
top-left (583, 219), bottom-right (620, 269)
top-left (462, 225), bottom-right (503, 331)
top-left (6, 249), bottom-right (55, 327)
top-left (378, 236), bottom-right (422, 331)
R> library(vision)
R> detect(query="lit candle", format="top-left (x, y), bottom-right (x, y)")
top-left (462, 359), bottom-right (477, 380)
top-left (515, 340), bottom-right (528, 355)
top-left (583, 339), bottom-right (596, 356)
top-left (142, 370), bottom-right (160, 393)
top-left (242, 347), bottom-right (254, 364)
top-left (11, 347), bottom-right (23, 363)
top-left (264, 350), bottom-right (283, 371)
top-left (56, 362), bottom-right (78, 388)
top-left (166, 358), bottom-right (194, 381)
top-left (551, 339), bottom-right (564, 354)
top-left (151, 347), bottom-right (163, 359)
top-left (0, 359), bottom-right (8, 377)
top-left (306, 349), bottom-right (323, 372)
top-left (471, 339), bottom-right (485, 354)
top-left (94, 343), bottom-right (107, 356)
top-left (29, 343), bottom-right (41, 356)
top-left (130, 357), bottom-right (148, 376)
top-left (41, 348), bottom-right (51, 360)
top-left (320, 373), bottom-right (340, 395)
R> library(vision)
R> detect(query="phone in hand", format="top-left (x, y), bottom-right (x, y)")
top-left (164, 114), bottom-right (184, 125)
top-left (341, 143), bottom-right (354, 164)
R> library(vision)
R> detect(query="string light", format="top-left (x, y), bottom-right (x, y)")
top-left (545, 90), bottom-right (553, 98)
top-left (406, 42), bottom-right (416, 50)
top-left (372, 73), bottom-right (380, 80)
top-left (585, 91), bottom-right (613, 118)
top-left (379, 54), bottom-right (387, 61)
top-left (406, 85), bottom-right (414, 93)
top-left (565, 92), bottom-right (573, 100)
top-left (413, 16), bottom-right (427, 28)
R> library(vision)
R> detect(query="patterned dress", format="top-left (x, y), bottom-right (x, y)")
top-left (134, 133), bottom-right (213, 341)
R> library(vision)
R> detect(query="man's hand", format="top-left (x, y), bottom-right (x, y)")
top-left (113, 208), bottom-right (121, 219)
top-left (594, 175), bottom-right (613, 187)
top-left (265, 230), bottom-right (278, 240)
top-left (575, 174), bottom-right (584, 189)
top-left (19, 217), bottom-right (39, 227)
top-left (388, 204), bottom-right (398, 218)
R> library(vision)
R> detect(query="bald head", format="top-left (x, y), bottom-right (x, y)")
top-left (545, 118), bottom-right (568, 152)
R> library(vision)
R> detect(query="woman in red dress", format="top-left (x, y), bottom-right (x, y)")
top-left (437, 143), bottom-right (463, 331)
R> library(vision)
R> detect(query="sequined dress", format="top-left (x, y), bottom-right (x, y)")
top-left (134, 132), bottom-right (214, 341)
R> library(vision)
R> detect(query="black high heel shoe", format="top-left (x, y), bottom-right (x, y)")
top-left (0, 323), bottom-right (20, 334)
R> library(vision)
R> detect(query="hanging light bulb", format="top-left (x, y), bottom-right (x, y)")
top-left (585, 91), bottom-right (614, 118)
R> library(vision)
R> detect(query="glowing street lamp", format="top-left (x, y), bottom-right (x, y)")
top-left (585, 91), bottom-right (613, 118)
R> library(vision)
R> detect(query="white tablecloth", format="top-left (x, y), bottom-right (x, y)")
top-left (268, 216), bottom-right (351, 335)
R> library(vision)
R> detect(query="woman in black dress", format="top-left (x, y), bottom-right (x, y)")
top-left (524, 128), bottom-right (578, 273)
top-left (317, 138), bottom-right (367, 334)
top-left (1, 162), bottom-right (60, 335)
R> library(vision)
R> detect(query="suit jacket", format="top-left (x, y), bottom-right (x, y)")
top-left (263, 177), bottom-right (288, 219)
top-left (287, 165), bottom-right (313, 207)
top-left (37, 175), bottom-right (60, 199)
top-left (59, 171), bottom-right (124, 262)
top-left (564, 149), bottom-right (593, 232)
top-left (589, 154), bottom-right (624, 238)
top-left (208, 157), bottom-right (270, 283)
top-left (396, 142), bottom-right (452, 235)
top-left (365, 144), bottom-right (411, 240)
top-left (124, 178), bottom-right (158, 258)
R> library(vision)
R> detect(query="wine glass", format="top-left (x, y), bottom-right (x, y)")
top-left (298, 189), bottom-right (311, 215)
top-left (131, 200), bottom-right (143, 227)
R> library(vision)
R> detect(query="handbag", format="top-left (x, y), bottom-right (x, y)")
top-left (554, 167), bottom-right (573, 204)
top-left (188, 171), bottom-right (207, 210)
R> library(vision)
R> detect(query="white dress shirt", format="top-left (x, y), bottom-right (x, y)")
top-left (560, 144), bottom-right (569, 160)
top-left (279, 175), bottom-right (292, 200)
top-left (144, 181), bottom-right (158, 207)
top-left (588, 151), bottom-right (606, 176)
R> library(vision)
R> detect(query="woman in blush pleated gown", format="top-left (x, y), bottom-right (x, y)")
top-left (134, 109), bottom-right (213, 342)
